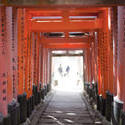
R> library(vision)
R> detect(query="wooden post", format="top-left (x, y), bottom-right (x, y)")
top-left (0, 6), bottom-right (8, 116)
top-left (17, 8), bottom-right (25, 95)
top-left (116, 6), bottom-right (125, 110)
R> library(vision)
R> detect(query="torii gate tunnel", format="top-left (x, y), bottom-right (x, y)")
top-left (0, 1), bottom-right (125, 125)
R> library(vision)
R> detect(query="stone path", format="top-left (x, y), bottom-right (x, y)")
top-left (37, 90), bottom-right (96, 125)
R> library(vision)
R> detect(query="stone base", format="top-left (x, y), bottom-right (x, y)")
top-left (3, 114), bottom-right (11, 125)
top-left (17, 93), bottom-right (27, 123)
top-left (112, 96), bottom-right (123, 125)
top-left (105, 91), bottom-right (113, 121)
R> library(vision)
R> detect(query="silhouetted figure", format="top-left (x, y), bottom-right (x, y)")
top-left (66, 65), bottom-right (70, 74)
top-left (58, 64), bottom-right (63, 75)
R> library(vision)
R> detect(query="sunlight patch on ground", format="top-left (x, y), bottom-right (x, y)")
top-left (55, 111), bottom-right (63, 114)
top-left (47, 115), bottom-right (65, 125)
top-left (66, 113), bottom-right (76, 116)
top-left (64, 119), bottom-right (74, 123)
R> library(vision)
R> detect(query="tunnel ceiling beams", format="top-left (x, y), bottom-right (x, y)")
top-left (27, 8), bottom-right (105, 19)
top-left (2, 0), bottom-right (125, 7)
top-left (52, 50), bottom-right (84, 56)
top-left (44, 43), bottom-right (90, 49)
top-left (41, 37), bottom-right (90, 44)
top-left (28, 8), bottom-right (104, 33)
top-left (53, 54), bottom-right (83, 56)
top-left (26, 8), bottom-right (102, 50)
top-left (30, 13), bottom-right (98, 17)
top-left (28, 10), bottom-right (100, 17)
top-left (30, 19), bottom-right (102, 32)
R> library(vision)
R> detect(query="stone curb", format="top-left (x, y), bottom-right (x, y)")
top-left (81, 92), bottom-right (111, 125)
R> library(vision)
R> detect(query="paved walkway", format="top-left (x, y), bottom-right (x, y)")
top-left (37, 90), bottom-right (96, 125)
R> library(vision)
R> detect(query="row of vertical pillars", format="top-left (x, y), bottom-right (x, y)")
top-left (84, 6), bottom-right (125, 125)
top-left (0, 7), bottom-right (52, 125)
top-left (1, 5), bottom-right (125, 125)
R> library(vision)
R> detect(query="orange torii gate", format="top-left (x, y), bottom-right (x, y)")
top-left (0, 5), bottom-right (120, 125)
top-left (24, 8), bottom-right (114, 118)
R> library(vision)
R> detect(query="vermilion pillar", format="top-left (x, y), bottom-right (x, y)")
top-left (6, 7), bottom-right (13, 104)
top-left (33, 32), bottom-right (37, 85)
top-left (43, 47), bottom-right (45, 87)
top-left (97, 30), bottom-right (103, 95)
top-left (116, 6), bottom-right (125, 109)
top-left (12, 8), bottom-right (18, 99)
top-left (37, 33), bottom-right (40, 87)
top-left (102, 10), bottom-right (109, 98)
top-left (46, 49), bottom-right (49, 85)
top-left (29, 32), bottom-right (33, 97)
top-left (111, 7), bottom-right (118, 96)
top-left (32, 32), bottom-right (39, 87)
top-left (89, 47), bottom-right (92, 84)
top-left (46, 49), bottom-right (49, 84)
top-left (44, 48), bottom-right (47, 85)
top-left (41, 45), bottom-right (44, 88)
top-left (112, 6), bottom-right (125, 124)
top-left (86, 48), bottom-right (91, 84)
top-left (43, 48), bottom-right (46, 85)
top-left (24, 10), bottom-right (33, 98)
top-left (93, 32), bottom-right (98, 83)
top-left (98, 9), bottom-right (113, 98)
top-left (0, 7), bottom-right (8, 116)
top-left (32, 32), bottom-right (36, 86)
top-left (90, 36), bottom-right (95, 85)
top-left (25, 32), bottom-right (33, 98)
top-left (91, 43), bottom-right (94, 83)
top-left (39, 42), bottom-right (42, 87)
top-left (48, 50), bottom-right (52, 84)
top-left (107, 9), bottom-right (113, 94)
top-left (17, 8), bottom-right (25, 95)
top-left (84, 49), bottom-right (89, 84)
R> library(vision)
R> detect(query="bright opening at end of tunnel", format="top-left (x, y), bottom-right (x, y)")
top-left (51, 56), bottom-right (83, 92)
